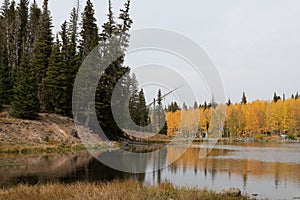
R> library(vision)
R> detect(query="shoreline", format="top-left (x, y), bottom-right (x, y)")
top-left (0, 179), bottom-right (248, 200)
top-left (0, 109), bottom-right (299, 154)
top-left (0, 136), bottom-right (299, 154)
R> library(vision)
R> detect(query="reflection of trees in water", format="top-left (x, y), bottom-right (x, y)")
top-left (0, 152), bottom-right (146, 187)
top-left (98, 144), bottom-right (168, 183)
top-left (2, 145), bottom-right (300, 189)
top-left (166, 146), bottom-right (300, 187)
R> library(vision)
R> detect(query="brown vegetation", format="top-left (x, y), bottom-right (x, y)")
top-left (0, 179), bottom-right (247, 200)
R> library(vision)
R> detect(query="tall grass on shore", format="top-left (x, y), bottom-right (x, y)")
top-left (0, 179), bottom-right (247, 200)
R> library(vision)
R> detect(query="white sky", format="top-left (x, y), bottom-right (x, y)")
top-left (32, 0), bottom-right (300, 105)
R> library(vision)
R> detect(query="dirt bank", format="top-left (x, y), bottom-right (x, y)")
top-left (0, 106), bottom-right (80, 149)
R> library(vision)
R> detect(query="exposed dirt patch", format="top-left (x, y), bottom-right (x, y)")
top-left (0, 107), bottom-right (80, 145)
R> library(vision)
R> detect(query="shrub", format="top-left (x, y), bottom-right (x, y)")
top-left (287, 133), bottom-right (296, 140)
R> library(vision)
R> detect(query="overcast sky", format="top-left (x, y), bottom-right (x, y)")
top-left (34, 0), bottom-right (300, 104)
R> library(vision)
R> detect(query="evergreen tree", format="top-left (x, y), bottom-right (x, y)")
top-left (32, 0), bottom-right (53, 109)
top-left (16, 0), bottom-right (29, 67)
top-left (227, 98), bottom-right (232, 106)
top-left (136, 89), bottom-right (149, 127)
top-left (241, 92), bottom-right (247, 105)
top-left (160, 121), bottom-right (168, 135)
top-left (10, 46), bottom-right (39, 119)
top-left (203, 101), bottom-right (208, 110)
top-left (95, 0), bottom-right (133, 140)
top-left (291, 94), bottom-right (295, 99)
top-left (43, 36), bottom-right (67, 115)
top-left (60, 21), bottom-right (73, 116)
top-left (167, 102), bottom-right (180, 112)
top-left (273, 92), bottom-right (281, 103)
top-left (79, 0), bottom-right (99, 61)
top-left (174, 102), bottom-right (180, 111)
top-left (3, 0), bottom-right (18, 74)
top-left (157, 89), bottom-right (165, 133)
top-left (28, 0), bottom-right (40, 53)
top-left (193, 101), bottom-right (198, 109)
top-left (0, 52), bottom-right (11, 107)
top-left (0, 10), bottom-right (12, 106)
top-left (129, 73), bottom-right (139, 127)
top-left (66, 6), bottom-right (80, 117)
top-left (295, 92), bottom-right (299, 100)
top-left (0, 0), bottom-right (16, 101)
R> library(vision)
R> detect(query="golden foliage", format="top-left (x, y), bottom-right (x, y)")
top-left (166, 98), bottom-right (300, 137)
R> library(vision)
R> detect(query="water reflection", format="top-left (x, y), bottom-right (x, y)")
top-left (154, 143), bottom-right (300, 199)
top-left (0, 153), bottom-right (144, 187)
top-left (0, 143), bottom-right (300, 199)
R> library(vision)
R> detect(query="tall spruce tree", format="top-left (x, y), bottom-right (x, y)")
top-left (65, 6), bottom-right (80, 117)
top-left (203, 101), bottom-right (208, 110)
top-left (28, 0), bottom-right (41, 53)
top-left (167, 102), bottom-right (180, 112)
top-left (60, 21), bottom-right (73, 116)
top-left (136, 89), bottom-right (149, 127)
top-left (241, 92), bottom-right (247, 105)
top-left (273, 92), bottom-right (281, 103)
top-left (0, 10), bottom-right (12, 106)
top-left (129, 73), bottom-right (139, 126)
top-left (2, 0), bottom-right (18, 75)
top-left (226, 98), bottom-right (232, 106)
top-left (194, 101), bottom-right (198, 109)
top-left (79, 0), bottom-right (99, 61)
top-left (16, 0), bottom-right (29, 67)
top-left (95, 0), bottom-right (132, 140)
top-left (0, 0), bottom-right (16, 102)
top-left (32, 0), bottom-right (53, 109)
top-left (155, 89), bottom-right (167, 135)
top-left (0, 48), bottom-right (10, 107)
top-left (10, 45), bottom-right (39, 119)
top-left (43, 36), bottom-right (67, 115)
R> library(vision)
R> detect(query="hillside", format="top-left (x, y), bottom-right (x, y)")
top-left (0, 106), bottom-right (80, 146)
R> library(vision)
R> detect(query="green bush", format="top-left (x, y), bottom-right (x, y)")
top-left (255, 134), bottom-right (264, 140)
top-left (287, 133), bottom-right (296, 140)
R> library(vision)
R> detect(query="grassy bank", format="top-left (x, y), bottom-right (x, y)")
top-left (0, 142), bottom-right (87, 154)
top-left (0, 179), bottom-right (247, 200)
top-left (0, 142), bottom-right (120, 154)
top-left (141, 134), bottom-right (300, 145)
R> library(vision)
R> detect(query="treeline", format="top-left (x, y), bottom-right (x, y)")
top-left (0, 0), bottom-right (81, 118)
top-left (166, 92), bottom-right (300, 138)
top-left (0, 0), bottom-right (137, 140)
top-left (0, 0), bottom-right (167, 140)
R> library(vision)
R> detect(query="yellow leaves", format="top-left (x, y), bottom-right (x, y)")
top-left (199, 108), bottom-right (211, 134)
top-left (166, 110), bottom-right (181, 136)
top-left (166, 98), bottom-right (300, 137)
top-left (243, 100), bottom-right (268, 135)
top-left (226, 104), bottom-right (245, 137)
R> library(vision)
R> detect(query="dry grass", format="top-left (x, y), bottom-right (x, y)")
top-left (0, 179), bottom-right (247, 200)
top-left (0, 143), bottom-right (86, 154)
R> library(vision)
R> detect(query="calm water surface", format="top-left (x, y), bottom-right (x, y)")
top-left (1, 142), bottom-right (300, 199)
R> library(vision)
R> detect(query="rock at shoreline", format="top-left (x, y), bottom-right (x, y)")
top-left (220, 187), bottom-right (241, 197)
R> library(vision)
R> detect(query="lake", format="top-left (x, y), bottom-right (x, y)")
top-left (0, 142), bottom-right (300, 199)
